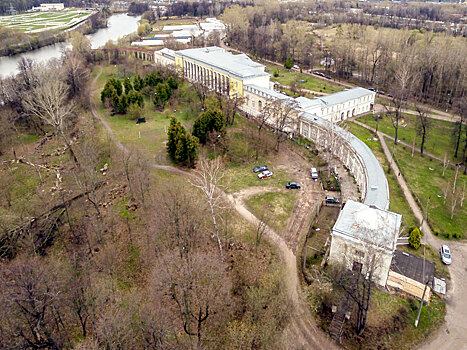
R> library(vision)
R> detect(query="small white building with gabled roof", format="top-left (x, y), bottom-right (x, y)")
top-left (328, 200), bottom-right (402, 286)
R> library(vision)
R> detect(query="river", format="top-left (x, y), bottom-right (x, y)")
top-left (0, 13), bottom-right (140, 78)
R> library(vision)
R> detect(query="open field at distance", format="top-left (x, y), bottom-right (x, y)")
top-left (0, 9), bottom-right (93, 33)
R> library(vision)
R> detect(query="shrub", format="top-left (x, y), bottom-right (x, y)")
top-left (453, 233), bottom-right (461, 239)
top-left (273, 70), bottom-right (279, 78)
top-left (409, 227), bottom-right (421, 249)
top-left (434, 230), bottom-right (439, 236)
top-left (444, 232), bottom-right (452, 239)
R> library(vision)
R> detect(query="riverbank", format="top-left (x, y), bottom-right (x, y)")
top-left (0, 11), bottom-right (108, 57)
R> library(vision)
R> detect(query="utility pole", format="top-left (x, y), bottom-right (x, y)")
top-left (415, 281), bottom-right (429, 327)
top-left (419, 197), bottom-right (430, 232)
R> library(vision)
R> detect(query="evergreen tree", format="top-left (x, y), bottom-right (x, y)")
top-left (192, 109), bottom-right (226, 144)
top-left (133, 75), bottom-right (144, 91)
top-left (409, 227), bottom-right (421, 249)
top-left (116, 94), bottom-right (128, 114)
top-left (127, 90), bottom-right (144, 107)
top-left (154, 83), bottom-right (172, 108)
top-left (167, 117), bottom-right (186, 160)
top-left (166, 76), bottom-right (178, 90)
top-left (284, 54), bottom-right (293, 69)
top-left (123, 78), bottom-right (133, 93)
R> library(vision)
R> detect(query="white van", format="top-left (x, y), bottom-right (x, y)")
top-left (310, 167), bottom-right (319, 180)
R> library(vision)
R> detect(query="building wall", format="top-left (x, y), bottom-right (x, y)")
top-left (328, 234), bottom-right (393, 286)
top-left (298, 119), bottom-right (366, 201)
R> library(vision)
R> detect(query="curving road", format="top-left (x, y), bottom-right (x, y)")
top-left (89, 66), bottom-right (337, 349)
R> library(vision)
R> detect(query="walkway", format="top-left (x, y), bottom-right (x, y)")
top-left (354, 120), bottom-right (458, 169)
top-left (378, 130), bottom-right (467, 350)
top-left (89, 67), bottom-right (337, 349)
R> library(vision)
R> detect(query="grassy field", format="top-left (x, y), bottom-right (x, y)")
top-left (246, 192), bottom-right (297, 232)
top-left (357, 113), bottom-right (462, 162)
top-left (0, 10), bottom-right (92, 33)
top-left (92, 66), bottom-right (200, 164)
top-left (264, 63), bottom-right (344, 94)
top-left (346, 120), bottom-right (466, 239)
top-left (344, 122), bottom-right (418, 231)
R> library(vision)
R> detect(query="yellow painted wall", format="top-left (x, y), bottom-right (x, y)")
top-left (230, 77), bottom-right (243, 98)
top-left (174, 56), bottom-right (184, 72)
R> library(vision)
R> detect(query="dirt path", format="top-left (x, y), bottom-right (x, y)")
top-left (379, 131), bottom-right (467, 350)
top-left (353, 120), bottom-right (458, 169)
top-left (90, 67), bottom-right (337, 349)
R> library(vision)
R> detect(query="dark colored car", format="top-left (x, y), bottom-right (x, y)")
top-left (286, 182), bottom-right (301, 189)
top-left (325, 196), bottom-right (340, 204)
top-left (377, 90), bottom-right (385, 95)
top-left (253, 165), bottom-right (268, 173)
top-left (368, 88), bottom-right (375, 91)
top-left (325, 75), bottom-right (332, 79)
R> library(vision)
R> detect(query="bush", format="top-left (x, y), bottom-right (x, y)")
top-left (434, 230), bottom-right (439, 236)
top-left (409, 227), bottom-right (421, 249)
top-left (273, 70), bottom-right (279, 78)
top-left (453, 233), bottom-right (461, 239)
top-left (444, 232), bottom-right (452, 239)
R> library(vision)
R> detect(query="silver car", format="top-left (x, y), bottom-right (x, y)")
top-left (440, 245), bottom-right (452, 265)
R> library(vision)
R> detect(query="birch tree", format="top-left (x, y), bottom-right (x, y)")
top-left (190, 157), bottom-right (226, 258)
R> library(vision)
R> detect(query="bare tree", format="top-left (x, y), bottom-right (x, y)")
top-left (0, 258), bottom-right (70, 349)
top-left (22, 64), bottom-right (78, 166)
top-left (415, 105), bottom-right (431, 157)
top-left (442, 152), bottom-right (449, 177)
top-left (264, 98), bottom-right (298, 152)
top-left (190, 157), bottom-right (226, 258)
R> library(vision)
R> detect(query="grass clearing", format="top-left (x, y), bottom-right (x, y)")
top-left (246, 191), bottom-right (297, 232)
top-left (264, 63), bottom-right (344, 94)
top-left (344, 122), bottom-right (418, 231)
top-left (357, 113), bottom-right (462, 162)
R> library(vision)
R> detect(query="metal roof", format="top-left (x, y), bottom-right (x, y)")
top-left (391, 250), bottom-right (434, 285)
top-left (318, 87), bottom-right (375, 107)
top-left (245, 84), bottom-right (292, 100)
top-left (301, 113), bottom-right (390, 210)
top-left (332, 200), bottom-right (401, 251)
top-left (176, 47), bottom-right (269, 79)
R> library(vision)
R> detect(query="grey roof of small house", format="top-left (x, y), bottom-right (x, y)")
top-left (332, 200), bottom-right (401, 251)
top-left (176, 47), bottom-right (269, 79)
top-left (318, 87), bottom-right (374, 107)
top-left (300, 113), bottom-right (389, 210)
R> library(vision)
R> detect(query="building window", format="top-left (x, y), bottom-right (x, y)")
top-left (252, 100), bottom-right (255, 108)
top-left (354, 249), bottom-right (364, 258)
top-left (258, 100), bottom-right (262, 110)
top-left (352, 261), bottom-right (363, 273)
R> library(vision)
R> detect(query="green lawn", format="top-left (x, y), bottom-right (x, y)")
top-left (245, 191), bottom-right (297, 232)
top-left (346, 121), bottom-right (466, 238)
top-left (344, 122), bottom-right (418, 231)
top-left (357, 113), bottom-right (462, 162)
top-left (92, 66), bottom-right (199, 164)
top-left (392, 143), bottom-right (466, 239)
top-left (264, 63), bottom-right (344, 94)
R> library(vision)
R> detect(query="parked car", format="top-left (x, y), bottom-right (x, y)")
top-left (377, 90), bottom-right (385, 95)
top-left (293, 64), bottom-right (300, 69)
top-left (368, 88), bottom-right (375, 91)
top-left (286, 182), bottom-right (301, 189)
top-left (387, 93), bottom-right (393, 98)
top-left (258, 170), bottom-right (273, 179)
top-left (253, 165), bottom-right (268, 173)
top-left (325, 196), bottom-right (340, 204)
top-left (440, 245), bottom-right (452, 265)
top-left (325, 75), bottom-right (332, 80)
top-left (310, 167), bottom-right (319, 180)
top-left (313, 72), bottom-right (320, 75)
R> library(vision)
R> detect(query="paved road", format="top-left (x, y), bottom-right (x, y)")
top-left (379, 132), bottom-right (467, 350)
top-left (90, 67), bottom-right (337, 349)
